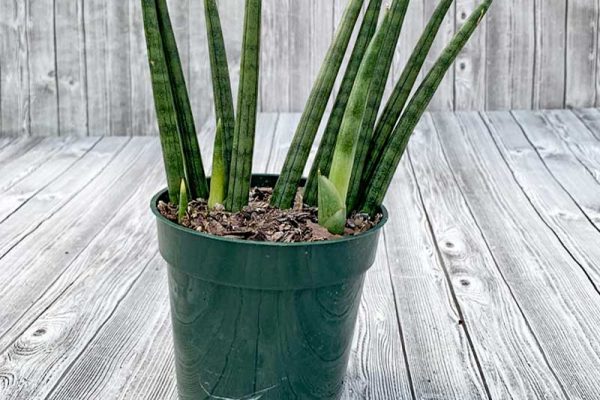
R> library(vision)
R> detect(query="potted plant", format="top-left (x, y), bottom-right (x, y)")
top-left (142, 0), bottom-right (492, 398)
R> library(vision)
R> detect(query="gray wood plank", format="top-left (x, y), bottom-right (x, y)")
top-left (84, 0), bottom-right (110, 136)
top-left (572, 107), bottom-right (600, 141)
top-left (0, 0), bottom-right (29, 136)
top-left (288, 1), bottom-right (312, 111)
top-left (310, 2), bottom-right (334, 91)
top-left (532, 0), bottom-right (567, 109)
top-left (0, 137), bottom-right (101, 222)
top-left (44, 254), bottom-right (167, 400)
top-left (0, 137), bottom-right (129, 257)
top-left (130, 0), bottom-right (159, 136)
top-left (454, 0), bottom-right (487, 111)
top-left (408, 113), bottom-right (568, 399)
top-left (261, 0), bottom-right (291, 112)
top-left (424, 0), bottom-right (455, 111)
top-left (0, 138), bottom-right (160, 341)
top-left (485, 0), bottom-right (535, 109)
top-left (340, 241), bottom-right (413, 400)
top-left (55, 0), bottom-right (88, 136)
top-left (390, 0), bottom-right (423, 100)
top-left (219, 0), bottom-right (244, 107)
top-left (107, 1), bottom-right (132, 136)
top-left (383, 158), bottom-right (488, 400)
top-left (0, 137), bottom-right (44, 167)
top-left (484, 111), bottom-right (600, 288)
top-left (188, 0), bottom-right (211, 126)
top-left (0, 138), bottom-right (80, 194)
top-left (512, 110), bottom-right (600, 228)
top-left (0, 153), bottom-right (164, 399)
top-left (566, 0), bottom-right (599, 108)
top-left (27, 0), bottom-right (59, 136)
top-left (432, 111), bottom-right (600, 399)
top-left (32, 115), bottom-right (280, 400)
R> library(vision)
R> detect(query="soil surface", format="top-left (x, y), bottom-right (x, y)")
top-left (158, 187), bottom-right (382, 242)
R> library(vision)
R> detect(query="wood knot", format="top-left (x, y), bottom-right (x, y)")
top-left (33, 328), bottom-right (46, 337)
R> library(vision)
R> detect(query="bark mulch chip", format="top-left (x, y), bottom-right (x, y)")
top-left (158, 187), bottom-right (382, 243)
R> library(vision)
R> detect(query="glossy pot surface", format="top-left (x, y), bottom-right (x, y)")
top-left (151, 175), bottom-right (387, 400)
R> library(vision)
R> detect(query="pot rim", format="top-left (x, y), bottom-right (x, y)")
top-left (150, 174), bottom-right (388, 248)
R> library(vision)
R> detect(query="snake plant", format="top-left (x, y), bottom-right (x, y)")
top-left (142, 0), bottom-right (493, 234)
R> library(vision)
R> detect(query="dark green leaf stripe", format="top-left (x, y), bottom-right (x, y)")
top-left (140, 0), bottom-right (185, 202)
top-left (155, 0), bottom-right (209, 200)
top-left (303, 0), bottom-right (383, 206)
top-left (226, 0), bottom-right (262, 212)
top-left (204, 0), bottom-right (235, 194)
top-left (361, 0), bottom-right (453, 190)
top-left (327, 8), bottom-right (392, 203)
top-left (270, 0), bottom-right (365, 209)
top-left (346, 0), bottom-right (410, 212)
top-left (361, 0), bottom-right (493, 216)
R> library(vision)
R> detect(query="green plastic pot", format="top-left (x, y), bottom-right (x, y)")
top-left (151, 175), bottom-right (388, 400)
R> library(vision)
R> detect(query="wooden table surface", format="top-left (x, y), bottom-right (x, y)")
top-left (0, 110), bottom-right (599, 399)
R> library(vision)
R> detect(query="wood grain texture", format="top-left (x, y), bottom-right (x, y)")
top-left (3, 111), bottom-right (600, 398)
top-left (0, 137), bottom-right (129, 259)
top-left (0, 139), bottom-right (160, 342)
top-left (0, 0), bottom-right (29, 136)
top-left (423, 0), bottom-right (455, 111)
top-left (485, 0), bottom-right (535, 109)
top-left (408, 113), bottom-right (568, 399)
top-left (433, 111), bottom-right (600, 399)
top-left (384, 158), bottom-right (488, 400)
top-left (0, 153), bottom-right (164, 399)
top-left (6, 0), bottom-right (599, 136)
top-left (566, 0), bottom-right (599, 108)
top-left (532, 0), bottom-right (567, 109)
top-left (486, 111), bottom-right (600, 289)
top-left (27, 0), bottom-right (59, 136)
top-left (84, 0), bottom-right (109, 136)
top-left (55, 0), bottom-right (88, 136)
top-left (0, 137), bottom-right (101, 222)
top-left (130, 0), bottom-right (159, 136)
top-left (512, 109), bottom-right (600, 230)
top-left (454, 0), bottom-right (487, 111)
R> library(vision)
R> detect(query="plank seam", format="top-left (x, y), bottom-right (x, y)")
top-left (382, 231), bottom-right (417, 400)
top-left (42, 251), bottom-right (159, 399)
top-left (429, 111), bottom-right (573, 399)
top-left (572, 108), bottom-right (600, 142)
top-left (53, 0), bottom-right (61, 136)
top-left (0, 139), bottom-right (133, 348)
top-left (0, 137), bottom-right (132, 262)
top-left (0, 137), bottom-right (103, 225)
top-left (405, 150), bottom-right (492, 400)
top-left (504, 111), bottom-right (600, 295)
top-left (81, 0), bottom-right (90, 137)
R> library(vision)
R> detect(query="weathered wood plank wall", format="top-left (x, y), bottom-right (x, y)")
top-left (0, 0), bottom-right (596, 136)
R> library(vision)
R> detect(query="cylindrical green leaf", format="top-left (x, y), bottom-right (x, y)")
top-left (205, 0), bottom-right (235, 194)
top-left (226, 0), bottom-right (262, 212)
top-left (270, 0), bottom-right (365, 209)
top-left (208, 120), bottom-right (226, 208)
top-left (361, 0), bottom-right (493, 215)
top-left (346, 0), bottom-right (410, 212)
top-left (327, 8), bottom-right (392, 203)
top-left (156, 0), bottom-right (209, 200)
top-left (140, 0), bottom-right (185, 203)
top-left (178, 178), bottom-right (188, 223)
top-left (303, 0), bottom-right (383, 206)
top-left (361, 0), bottom-right (453, 191)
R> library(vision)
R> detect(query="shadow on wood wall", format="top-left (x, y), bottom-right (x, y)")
top-left (0, 0), bottom-right (596, 136)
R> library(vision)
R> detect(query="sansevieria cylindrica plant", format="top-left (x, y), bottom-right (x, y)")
top-left (142, 0), bottom-right (494, 234)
